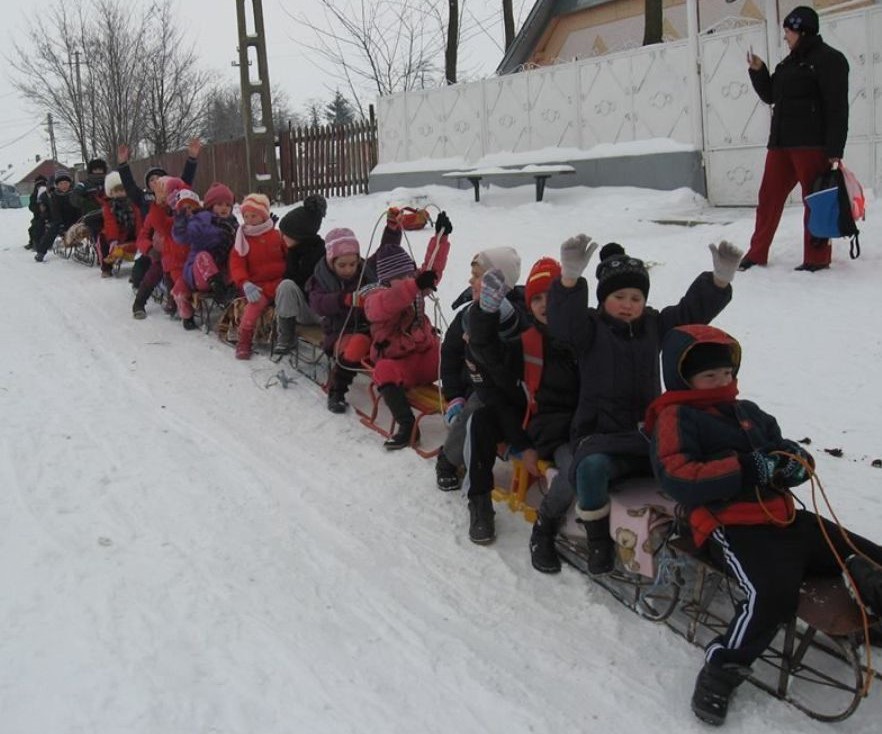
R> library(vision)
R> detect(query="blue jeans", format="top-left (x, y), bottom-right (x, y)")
top-left (575, 453), bottom-right (652, 511)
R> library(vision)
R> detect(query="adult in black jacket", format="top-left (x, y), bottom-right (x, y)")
top-left (274, 194), bottom-right (328, 354)
top-left (35, 171), bottom-right (80, 262)
top-left (740, 6), bottom-right (849, 273)
top-left (546, 236), bottom-right (740, 574)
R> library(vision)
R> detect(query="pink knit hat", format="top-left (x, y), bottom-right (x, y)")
top-left (240, 193), bottom-right (271, 222)
top-left (203, 182), bottom-right (234, 210)
top-left (324, 227), bottom-right (361, 264)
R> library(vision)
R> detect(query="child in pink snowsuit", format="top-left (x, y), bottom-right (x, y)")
top-left (362, 211), bottom-right (452, 449)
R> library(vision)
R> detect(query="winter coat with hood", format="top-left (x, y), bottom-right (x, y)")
top-left (645, 324), bottom-right (813, 547)
top-left (362, 234), bottom-right (450, 362)
top-left (175, 210), bottom-right (237, 290)
top-left (749, 33), bottom-right (849, 158)
top-left (547, 271), bottom-right (731, 459)
top-left (70, 173), bottom-right (106, 215)
top-left (136, 200), bottom-right (171, 257)
top-left (307, 257), bottom-right (377, 353)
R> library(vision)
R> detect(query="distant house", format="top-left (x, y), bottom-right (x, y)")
top-left (497, 0), bottom-right (863, 74)
top-left (1, 159), bottom-right (71, 196)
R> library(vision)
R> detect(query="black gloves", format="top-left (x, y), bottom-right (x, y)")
top-left (415, 270), bottom-right (438, 291)
top-left (435, 210), bottom-right (452, 236)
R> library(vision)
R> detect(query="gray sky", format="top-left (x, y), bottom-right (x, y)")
top-left (0, 0), bottom-right (530, 170)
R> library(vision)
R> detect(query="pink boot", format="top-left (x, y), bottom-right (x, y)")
top-left (235, 327), bottom-right (254, 360)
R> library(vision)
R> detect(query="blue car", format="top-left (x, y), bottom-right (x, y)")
top-left (0, 183), bottom-right (23, 208)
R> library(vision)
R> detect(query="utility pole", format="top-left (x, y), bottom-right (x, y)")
top-left (47, 113), bottom-right (57, 161)
top-left (235, 0), bottom-right (279, 199)
top-left (69, 50), bottom-right (87, 164)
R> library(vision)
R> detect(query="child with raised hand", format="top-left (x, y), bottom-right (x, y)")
top-left (228, 193), bottom-right (286, 360)
top-left (547, 235), bottom-right (742, 575)
top-left (99, 171), bottom-right (142, 278)
top-left (274, 194), bottom-right (328, 355)
top-left (306, 227), bottom-right (378, 413)
top-left (435, 243), bottom-right (529, 491)
top-left (171, 182), bottom-right (238, 331)
top-left (361, 211), bottom-right (451, 449)
top-left (646, 324), bottom-right (882, 726)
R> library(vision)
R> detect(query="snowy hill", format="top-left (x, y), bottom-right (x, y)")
top-left (1, 183), bottom-right (880, 734)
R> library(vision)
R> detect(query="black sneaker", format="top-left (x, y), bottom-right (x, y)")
top-left (435, 450), bottom-right (461, 491)
top-left (468, 494), bottom-right (496, 544)
top-left (691, 663), bottom-right (749, 726)
top-left (327, 392), bottom-right (348, 414)
top-left (182, 317), bottom-right (198, 331)
top-left (530, 516), bottom-right (561, 573)
top-left (384, 423), bottom-right (416, 451)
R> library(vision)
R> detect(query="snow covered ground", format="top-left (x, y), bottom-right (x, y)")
top-left (1, 182), bottom-right (880, 734)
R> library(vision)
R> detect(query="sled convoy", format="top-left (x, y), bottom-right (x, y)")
top-left (39, 213), bottom-right (879, 725)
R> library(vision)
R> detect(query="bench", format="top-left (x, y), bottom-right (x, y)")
top-left (442, 164), bottom-right (576, 202)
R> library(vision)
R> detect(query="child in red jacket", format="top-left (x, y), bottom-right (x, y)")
top-left (361, 212), bottom-right (451, 449)
top-left (228, 193), bottom-right (286, 360)
top-left (647, 324), bottom-right (882, 726)
top-left (100, 171), bottom-right (142, 278)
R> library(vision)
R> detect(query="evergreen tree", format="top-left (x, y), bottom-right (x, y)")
top-left (324, 90), bottom-right (356, 126)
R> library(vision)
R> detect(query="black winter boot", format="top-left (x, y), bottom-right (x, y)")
top-left (327, 366), bottom-right (355, 414)
top-left (209, 274), bottom-right (228, 306)
top-left (577, 504), bottom-right (614, 576)
top-left (691, 662), bottom-right (750, 726)
top-left (435, 449), bottom-right (461, 491)
top-left (132, 297), bottom-right (148, 320)
top-left (530, 514), bottom-right (561, 573)
top-left (274, 317), bottom-right (298, 355)
top-left (845, 555), bottom-right (882, 616)
top-left (468, 493), bottom-right (496, 544)
top-left (379, 384), bottom-right (416, 450)
top-left (182, 317), bottom-right (197, 331)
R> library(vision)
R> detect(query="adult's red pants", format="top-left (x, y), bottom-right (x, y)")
top-left (745, 148), bottom-right (832, 267)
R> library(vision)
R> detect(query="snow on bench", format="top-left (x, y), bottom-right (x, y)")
top-left (442, 164), bottom-right (576, 202)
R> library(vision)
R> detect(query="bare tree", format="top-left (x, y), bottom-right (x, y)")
top-left (140, 0), bottom-right (214, 155)
top-left (445, 0), bottom-right (459, 85)
top-left (643, 0), bottom-right (664, 46)
top-left (284, 0), bottom-right (446, 117)
top-left (85, 0), bottom-right (152, 161)
top-left (8, 2), bottom-right (93, 162)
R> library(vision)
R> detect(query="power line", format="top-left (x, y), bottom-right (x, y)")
top-left (0, 122), bottom-right (43, 151)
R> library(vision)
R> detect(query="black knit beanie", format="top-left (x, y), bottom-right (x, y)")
top-left (783, 6), bottom-right (819, 36)
top-left (595, 242), bottom-right (650, 303)
top-left (279, 194), bottom-right (328, 240)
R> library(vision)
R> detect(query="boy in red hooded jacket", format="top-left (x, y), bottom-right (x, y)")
top-left (647, 324), bottom-right (882, 726)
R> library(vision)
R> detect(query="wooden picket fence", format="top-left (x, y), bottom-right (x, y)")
top-left (278, 113), bottom-right (378, 204)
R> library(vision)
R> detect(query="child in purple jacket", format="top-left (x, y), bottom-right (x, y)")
top-left (307, 227), bottom-right (377, 413)
top-left (171, 182), bottom-right (238, 329)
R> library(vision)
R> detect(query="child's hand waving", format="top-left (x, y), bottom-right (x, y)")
top-left (478, 268), bottom-right (510, 313)
top-left (560, 234), bottom-right (598, 280)
top-left (709, 240), bottom-right (744, 287)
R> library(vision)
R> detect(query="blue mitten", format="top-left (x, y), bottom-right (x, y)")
top-left (242, 281), bottom-right (263, 304)
top-left (443, 397), bottom-right (466, 427)
top-left (479, 268), bottom-right (510, 313)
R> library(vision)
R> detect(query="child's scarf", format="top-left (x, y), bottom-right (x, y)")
top-left (233, 218), bottom-right (275, 257)
top-left (643, 381), bottom-right (739, 434)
